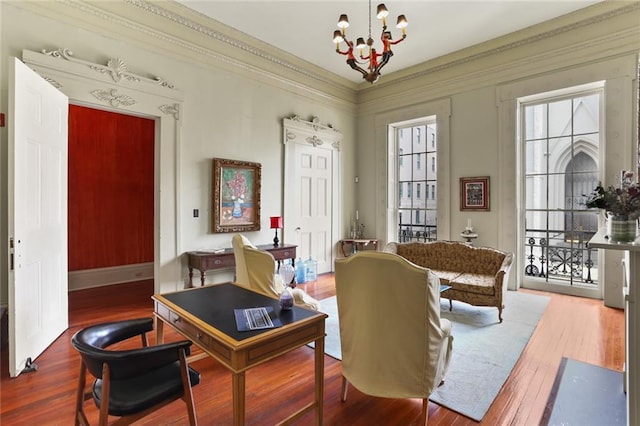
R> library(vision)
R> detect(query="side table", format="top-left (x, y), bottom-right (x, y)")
top-left (186, 244), bottom-right (297, 287)
top-left (339, 238), bottom-right (379, 257)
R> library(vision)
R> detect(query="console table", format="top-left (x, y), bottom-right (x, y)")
top-left (588, 228), bottom-right (638, 425)
top-left (186, 244), bottom-right (297, 287)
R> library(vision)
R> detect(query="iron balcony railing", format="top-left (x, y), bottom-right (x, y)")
top-left (398, 223), bottom-right (437, 242)
top-left (524, 227), bottom-right (598, 286)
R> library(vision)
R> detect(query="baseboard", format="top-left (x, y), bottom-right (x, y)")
top-left (68, 263), bottom-right (154, 291)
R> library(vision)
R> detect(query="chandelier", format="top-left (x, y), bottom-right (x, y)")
top-left (332, 1), bottom-right (407, 84)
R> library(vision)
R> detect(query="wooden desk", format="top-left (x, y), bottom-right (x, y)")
top-left (339, 238), bottom-right (379, 257)
top-left (186, 244), bottom-right (297, 287)
top-left (153, 283), bottom-right (326, 425)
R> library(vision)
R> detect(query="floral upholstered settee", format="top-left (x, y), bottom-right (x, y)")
top-left (385, 241), bottom-right (513, 322)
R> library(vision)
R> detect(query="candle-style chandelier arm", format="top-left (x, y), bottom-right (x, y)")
top-left (331, 2), bottom-right (407, 84)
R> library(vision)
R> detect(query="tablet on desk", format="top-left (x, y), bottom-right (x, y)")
top-left (234, 307), bottom-right (282, 331)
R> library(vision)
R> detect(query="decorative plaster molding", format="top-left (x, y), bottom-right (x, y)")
top-left (45, 0), bottom-right (354, 106)
top-left (41, 47), bottom-right (175, 89)
top-left (90, 88), bottom-right (137, 108)
top-left (306, 135), bottom-right (323, 147)
top-left (288, 115), bottom-right (341, 135)
top-left (43, 76), bottom-right (63, 89)
top-left (160, 103), bottom-right (180, 120)
top-left (125, 0), bottom-right (329, 85)
top-left (283, 115), bottom-right (343, 150)
top-left (285, 130), bottom-right (296, 142)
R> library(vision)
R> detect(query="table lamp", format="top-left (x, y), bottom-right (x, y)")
top-left (270, 216), bottom-right (283, 246)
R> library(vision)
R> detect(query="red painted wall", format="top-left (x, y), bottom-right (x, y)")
top-left (68, 105), bottom-right (154, 271)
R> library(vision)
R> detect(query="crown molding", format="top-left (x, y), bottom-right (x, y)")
top-left (10, 0), bottom-right (358, 109)
top-left (357, 3), bottom-right (640, 113)
top-left (359, 1), bottom-right (640, 93)
top-left (9, 0), bottom-right (638, 111)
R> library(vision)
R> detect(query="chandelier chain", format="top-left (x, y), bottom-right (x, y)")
top-left (368, 0), bottom-right (372, 40)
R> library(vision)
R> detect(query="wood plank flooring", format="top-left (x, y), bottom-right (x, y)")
top-left (0, 274), bottom-right (624, 425)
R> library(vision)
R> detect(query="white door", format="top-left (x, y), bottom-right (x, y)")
top-left (290, 143), bottom-right (333, 274)
top-left (8, 58), bottom-right (69, 377)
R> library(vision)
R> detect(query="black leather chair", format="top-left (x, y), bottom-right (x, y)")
top-left (71, 318), bottom-right (200, 426)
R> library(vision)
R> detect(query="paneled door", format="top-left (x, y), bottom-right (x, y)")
top-left (283, 117), bottom-right (342, 275)
top-left (8, 58), bottom-right (69, 377)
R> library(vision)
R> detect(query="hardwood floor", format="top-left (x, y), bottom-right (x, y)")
top-left (0, 274), bottom-right (624, 425)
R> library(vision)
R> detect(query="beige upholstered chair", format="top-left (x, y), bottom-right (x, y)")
top-left (231, 234), bottom-right (319, 311)
top-left (334, 251), bottom-right (453, 425)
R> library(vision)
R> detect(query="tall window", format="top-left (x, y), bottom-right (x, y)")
top-left (397, 122), bottom-right (437, 242)
top-left (522, 88), bottom-right (601, 290)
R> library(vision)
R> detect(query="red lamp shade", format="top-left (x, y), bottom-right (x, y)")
top-left (270, 216), bottom-right (283, 229)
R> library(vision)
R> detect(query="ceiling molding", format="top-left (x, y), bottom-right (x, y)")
top-left (358, 1), bottom-right (640, 92)
top-left (14, 0), bottom-right (358, 108)
top-left (357, 5), bottom-right (640, 113)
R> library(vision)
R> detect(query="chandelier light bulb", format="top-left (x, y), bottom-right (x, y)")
top-left (396, 14), bottom-right (408, 36)
top-left (337, 14), bottom-right (349, 30)
top-left (333, 30), bottom-right (344, 44)
top-left (376, 3), bottom-right (389, 26)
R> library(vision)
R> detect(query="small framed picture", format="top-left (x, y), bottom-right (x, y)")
top-left (212, 158), bottom-right (261, 233)
top-left (460, 176), bottom-right (490, 211)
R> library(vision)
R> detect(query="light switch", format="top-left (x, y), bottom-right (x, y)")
top-left (193, 209), bottom-right (199, 218)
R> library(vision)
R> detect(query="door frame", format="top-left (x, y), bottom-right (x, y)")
top-left (283, 115), bottom-right (342, 272)
top-left (21, 47), bottom-right (185, 295)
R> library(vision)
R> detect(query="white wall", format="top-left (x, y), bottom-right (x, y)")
top-left (0, 1), bottom-right (358, 300)
top-left (356, 2), bottom-right (639, 291)
top-left (0, 1), bottom-right (638, 302)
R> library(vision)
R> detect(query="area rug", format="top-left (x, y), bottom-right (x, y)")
top-left (541, 357), bottom-right (626, 426)
top-left (313, 290), bottom-right (550, 422)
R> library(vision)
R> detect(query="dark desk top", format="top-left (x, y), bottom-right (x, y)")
top-left (159, 283), bottom-right (318, 341)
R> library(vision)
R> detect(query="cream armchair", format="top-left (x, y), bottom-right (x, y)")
top-left (334, 251), bottom-right (453, 425)
top-left (231, 234), bottom-right (319, 311)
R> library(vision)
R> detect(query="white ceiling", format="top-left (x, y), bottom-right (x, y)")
top-left (175, 1), bottom-right (603, 83)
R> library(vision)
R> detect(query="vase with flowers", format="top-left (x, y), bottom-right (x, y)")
top-left (585, 170), bottom-right (640, 242)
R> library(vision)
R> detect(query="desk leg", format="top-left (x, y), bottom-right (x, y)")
top-left (340, 241), bottom-right (348, 258)
top-left (155, 317), bottom-right (165, 344)
top-left (200, 271), bottom-right (205, 287)
top-left (314, 336), bottom-right (324, 426)
top-left (188, 267), bottom-right (194, 288)
top-left (232, 371), bottom-right (246, 426)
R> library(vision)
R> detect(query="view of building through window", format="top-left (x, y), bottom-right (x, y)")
top-left (522, 89), bottom-right (601, 288)
top-left (397, 122), bottom-right (437, 241)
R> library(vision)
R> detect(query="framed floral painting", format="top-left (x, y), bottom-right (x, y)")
top-left (212, 158), bottom-right (261, 233)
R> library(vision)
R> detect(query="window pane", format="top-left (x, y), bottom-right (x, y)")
top-left (548, 99), bottom-right (572, 137)
top-left (525, 103), bottom-right (547, 140)
top-left (525, 139), bottom-right (547, 174)
top-left (398, 128), bottom-right (412, 152)
top-left (574, 94), bottom-right (599, 135)
top-left (526, 175), bottom-right (547, 210)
